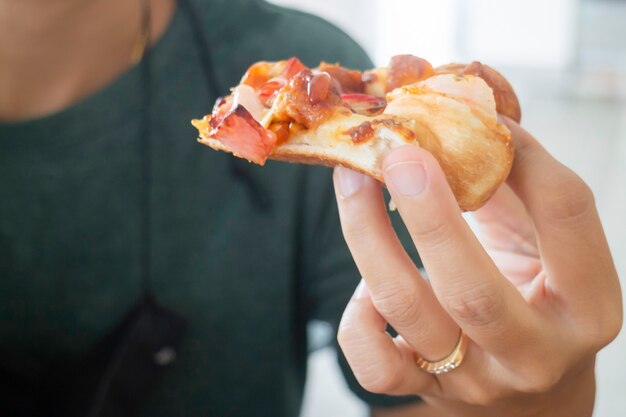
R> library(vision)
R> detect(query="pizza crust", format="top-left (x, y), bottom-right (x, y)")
top-left (195, 58), bottom-right (518, 212)
top-left (199, 94), bottom-right (513, 212)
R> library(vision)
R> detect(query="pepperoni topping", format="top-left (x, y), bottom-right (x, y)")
top-left (209, 105), bottom-right (277, 165)
top-left (318, 62), bottom-right (364, 94)
top-left (341, 93), bottom-right (387, 116)
top-left (386, 55), bottom-right (435, 91)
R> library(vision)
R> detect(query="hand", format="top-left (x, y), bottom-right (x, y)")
top-left (333, 119), bottom-right (622, 417)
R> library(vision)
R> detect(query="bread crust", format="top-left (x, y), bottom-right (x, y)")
top-left (199, 111), bottom-right (514, 212)
top-left (196, 57), bottom-right (519, 212)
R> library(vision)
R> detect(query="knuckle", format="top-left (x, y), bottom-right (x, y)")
top-left (587, 304), bottom-right (623, 349)
top-left (462, 385), bottom-right (504, 407)
top-left (358, 366), bottom-right (403, 394)
top-left (372, 286), bottom-right (421, 325)
top-left (445, 283), bottom-right (504, 328)
top-left (336, 320), bottom-right (353, 350)
top-left (335, 302), bottom-right (407, 396)
top-left (337, 328), bottom-right (404, 394)
top-left (337, 304), bottom-right (367, 349)
top-left (514, 130), bottom-right (540, 158)
top-left (512, 345), bottom-right (566, 394)
top-left (539, 172), bottom-right (595, 225)
top-left (516, 369), bottom-right (563, 394)
top-left (408, 218), bottom-right (454, 250)
top-left (604, 309), bottom-right (624, 345)
top-left (341, 215), bottom-right (377, 243)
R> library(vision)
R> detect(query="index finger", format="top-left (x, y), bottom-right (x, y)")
top-left (382, 146), bottom-right (542, 359)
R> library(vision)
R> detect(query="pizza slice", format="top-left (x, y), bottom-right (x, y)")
top-left (192, 55), bottom-right (519, 211)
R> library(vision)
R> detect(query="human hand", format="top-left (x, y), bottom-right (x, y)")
top-left (333, 119), bottom-right (622, 416)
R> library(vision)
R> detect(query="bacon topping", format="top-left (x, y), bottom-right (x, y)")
top-left (344, 121), bottom-right (375, 144)
top-left (207, 105), bottom-right (276, 165)
top-left (342, 119), bottom-right (415, 144)
top-left (241, 57), bottom-right (307, 88)
top-left (271, 69), bottom-right (344, 129)
top-left (240, 62), bottom-right (272, 89)
top-left (386, 55), bottom-right (435, 91)
top-left (318, 62), bottom-right (364, 94)
top-left (281, 57), bottom-right (307, 80)
top-left (257, 79), bottom-right (287, 107)
top-left (241, 57), bottom-right (309, 108)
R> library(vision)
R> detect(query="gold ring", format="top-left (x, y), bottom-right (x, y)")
top-left (415, 331), bottom-right (468, 375)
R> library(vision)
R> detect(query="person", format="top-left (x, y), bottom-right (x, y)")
top-left (0, 0), bottom-right (419, 415)
top-left (0, 1), bottom-right (621, 417)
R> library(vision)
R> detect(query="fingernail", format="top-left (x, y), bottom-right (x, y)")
top-left (354, 279), bottom-right (369, 299)
top-left (385, 161), bottom-right (427, 196)
top-left (336, 166), bottom-right (365, 198)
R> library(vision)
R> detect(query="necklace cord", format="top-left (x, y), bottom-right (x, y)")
top-left (178, 0), bottom-right (272, 212)
top-left (137, 0), bottom-right (273, 300)
top-left (139, 0), bottom-right (153, 297)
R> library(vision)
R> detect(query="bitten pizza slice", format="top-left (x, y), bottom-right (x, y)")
top-left (192, 55), bottom-right (519, 211)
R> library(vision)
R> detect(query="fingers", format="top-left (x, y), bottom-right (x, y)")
top-left (381, 146), bottom-right (541, 358)
top-left (472, 184), bottom-right (538, 257)
top-left (339, 281), bottom-right (507, 405)
top-left (503, 118), bottom-right (619, 306)
top-left (338, 281), bottom-right (437, 396)
top-left (333, 167), bottom-right (459, 360)
top-left (471, 184), bottom-right (541, 296)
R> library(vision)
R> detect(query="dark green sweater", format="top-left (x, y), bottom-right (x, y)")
top-left (0, 1), bottom-right (419, 415)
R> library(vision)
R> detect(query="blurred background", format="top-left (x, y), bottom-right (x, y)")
top-left (265, 0), bottom-right (626, 415)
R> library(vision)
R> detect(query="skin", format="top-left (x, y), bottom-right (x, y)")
top-left (334, 119), bottom-right (623, 416)
top-left (0, 0), bottom-right (174, 121)
top-left (3, 1), bottom-right (621, 416)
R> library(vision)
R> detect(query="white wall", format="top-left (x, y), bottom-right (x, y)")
top-left (267, 0), bottom-right (378, 62)
top-left (269, 0), bottom-right (579, 68)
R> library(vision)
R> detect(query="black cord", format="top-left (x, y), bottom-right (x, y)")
top-left (177, 0), bottom-right (221, 99)
top-left (139, 0), bottom-right (154, 298)
top-left (137, 0), bottom-right (273, 297)
top-left (178, 0), bottom-right (272, 212)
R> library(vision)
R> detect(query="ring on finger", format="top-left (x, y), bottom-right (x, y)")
top-left (415, 330), bottom-right (469, 375)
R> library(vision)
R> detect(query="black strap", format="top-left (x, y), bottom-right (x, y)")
top-left (178, 0), bottom-right (272, 212)
top-left (178, 0), bottom-right (222, 99)
top-left (139, 0), bottom-right (153, 296)
top-left (138, 0), bottom-right (274, 297)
